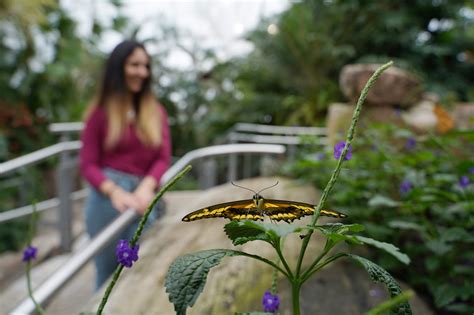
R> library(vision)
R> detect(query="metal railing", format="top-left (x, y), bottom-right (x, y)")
top-left (0, 141), bottom-right (82, 252)
top-left (3, 121), bottom-right (325, 313)
top-left (1, 122), bottom-right (327, 249)
top-left (226, 123), bottom-right (327, 179)
top-left (10, 143), bottom-right (286, 314)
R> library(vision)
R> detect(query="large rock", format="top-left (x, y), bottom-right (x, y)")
top-left (326, 103), bottom-right (354, 146)
top-left (326, 103), bottom-right (404, 146)
top-left (86, 177), bottom-right (434, 315)
top-left (340, 64), bottom-right (422, 106)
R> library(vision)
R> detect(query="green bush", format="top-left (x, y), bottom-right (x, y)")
top-left (286, 124), bottom-right (474, 314)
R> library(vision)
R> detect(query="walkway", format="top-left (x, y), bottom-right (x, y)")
top-left (0, 190), bottom-right (200, 315)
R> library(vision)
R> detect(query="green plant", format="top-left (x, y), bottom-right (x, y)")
top-left (165, 62), bottom-right (413, 315)
top-left (288, 125), bottom-right (474, 313)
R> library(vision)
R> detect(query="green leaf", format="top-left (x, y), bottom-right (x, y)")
top-left (445, 303), bottom-right (474, 313)
top-left (368, 195), bottom-right (399, 208)
top-left (314, 222), bottom-right (365, 234)
top-left (365, 290), bottom-right (414, 315)
top-left (224, 220), bottom-right (302, 246)
top-left (432, 283), bottom-right (458, 307)
top-left (165, 249), bottom-right (244, 315)
top-left (440, 227), bottom-right (472, 242)
top-left (387, 220), bottom-right (425, 233)
top-left (314, 223), bottom-right (366, 245)
top-left (354, 236), bottom-right (410, 265)
top-left (425, 239), bottom-right (452, 255)
top-left (347, 255), bottom-right (412, 315)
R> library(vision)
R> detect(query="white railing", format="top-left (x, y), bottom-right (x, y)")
top-left (3, 121), bottom-right (327, 314)
top-left (9, 143), bottom-right (286, 315)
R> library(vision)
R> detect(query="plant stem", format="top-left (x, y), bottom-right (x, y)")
top-left (274, 238), bottom-right (294, 279)
top-left (293, 61), bottom-right (393, 313)
top-left (300, 240), bottom-right (332, 280)
top-left (301, 253), bottom-right (346, 283)
top-left (233, 250), bottom-right (290, 279)
top-left (291, 281), bottom-right (301, 315)
top-left (26, 261), bottom-right (47, 315)
top-left (25, 201), bottom-right (46, 315)
top-left (130, 165), bottom-right (192, 246)
top-left (96, 165), bottom-right (192, 315)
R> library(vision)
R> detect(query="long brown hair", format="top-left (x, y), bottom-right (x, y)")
top-left (84, 40), bottom-right (162, 149)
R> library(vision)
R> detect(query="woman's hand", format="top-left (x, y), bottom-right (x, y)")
top-left (109, 187), bottom-right (141, 213)
top-left (100, 179), bottom-right (140, 213)
top-left (133, 176), bottom-right (158, 215)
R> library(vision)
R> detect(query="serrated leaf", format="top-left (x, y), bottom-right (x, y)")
top-left (314, 223), bottom-right (365, 234)
top-left (368, 195), bottom-right (399, 208)
top-left (313, 223), bottom-right (366, 245)
top-left (224, 221), bottom-right (302, 246)
top-left (354, 236), bottom-right (410, 265)
top-left (166, 249), bottom-right (244, 315)
top-left (328, 233), bottom-right (364, 244)
top-left (347, 255), bottom-right (412, 315)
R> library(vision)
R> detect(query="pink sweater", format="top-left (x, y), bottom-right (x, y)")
top-left (79, 105), bottom-right (172, 189)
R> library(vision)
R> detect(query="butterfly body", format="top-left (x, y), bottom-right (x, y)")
top-left (182, 193), bottom-right (347, 223)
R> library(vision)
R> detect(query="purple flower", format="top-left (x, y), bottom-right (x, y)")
top-left (400, 180), bottom-right (412, 195)
top-left (115, 240), bottom-right (139, 268)
top-left (22, 246), bottom-right (37, 262)
top-left (405, 138), bottom-right (416, 150)
top-left (459, 176), bottom-right (469, 188)
top-left (469, 167), bottom-right (474, 175)
top-left (316, 152), bottom-right (326, 160)
top-left (333, 141), bottom-right (352, 161)
top-left (262, 290), bottom-right (280, 313)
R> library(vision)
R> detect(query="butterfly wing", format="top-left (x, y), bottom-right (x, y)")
top-left (182, 199), bottom-right (265, 222)
top-left (263, 199), bottom-right (347, 222)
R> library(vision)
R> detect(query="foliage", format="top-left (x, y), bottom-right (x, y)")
top-left (200, 0), bottom-right (474, 134)
top-left (165, 63), bottom-right (413, 315)
top-left (0, 0), bottom-right (128, 252)
top-left (166, 219), bottom-right (411, 315)
top-left (287, 124), bottom-right (474, 314)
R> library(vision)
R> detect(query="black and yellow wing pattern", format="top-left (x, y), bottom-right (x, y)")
top-left (182, 197), bottom-right (347, 223)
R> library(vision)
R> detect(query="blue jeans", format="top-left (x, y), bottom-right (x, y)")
top-left (84, 168), bottom-right (165, 289)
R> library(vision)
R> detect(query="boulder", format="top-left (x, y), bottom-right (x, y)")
top-left (326, 103), bottom-right (354, 146)
top-left (326, 103), bottom-right (404, 146)
top-left (340, 64), bottom-right (422, 106)
top-left (85, 177), bottom-right (435, 315)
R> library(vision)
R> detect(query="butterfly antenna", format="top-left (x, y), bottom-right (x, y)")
top-left (257, 181), bottom-right (279, 195)
top-left (231, 181), bottom-right (257, 194)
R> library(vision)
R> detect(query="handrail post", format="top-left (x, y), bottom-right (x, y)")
top-left (56, 134), bottom-right (74, 252)
top-left (227, 134), bottom-right (238, 182)
top-left (198, 158), bottom-right (217, 189)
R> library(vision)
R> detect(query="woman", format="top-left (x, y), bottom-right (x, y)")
top-left (80, 40), bottom-right (172, 288)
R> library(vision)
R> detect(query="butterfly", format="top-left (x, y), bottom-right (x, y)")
top-left (182, 182), bottom-right (347, 223)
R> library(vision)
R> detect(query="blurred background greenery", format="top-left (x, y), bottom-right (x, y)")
top-left (1, 0), bottom-right (473, 158)
top-left (1, 0), bottom-right (473, 313)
